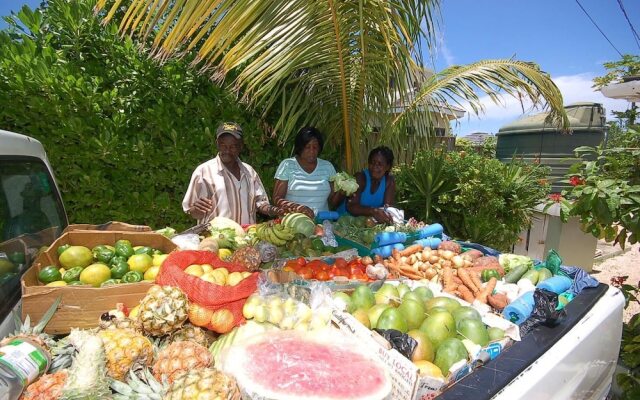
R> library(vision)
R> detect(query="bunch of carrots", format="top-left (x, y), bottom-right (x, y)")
top-left (382, 240), bottom-right (509, 310)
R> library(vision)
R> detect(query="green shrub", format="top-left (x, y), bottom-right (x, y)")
top-left (0, 0), bottom-right (293, 230)
top-left (396, 150), bottom-right (550, 251)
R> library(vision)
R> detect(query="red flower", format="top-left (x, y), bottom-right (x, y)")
top-left (610, 275), bottom-right (627, 288)
top-left (548, 193), bottom-right (563, 203)
top-left (569, 176), bottom-right (585, 186)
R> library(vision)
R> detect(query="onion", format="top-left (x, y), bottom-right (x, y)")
top-left (441, 260), bottom-right (452, 269)
top-left (441, 250), bottom-right (455, 260)
top-left (451, 255), bottom-right (464, 268)
top-left (361, 256), bottom-right (374, 265)
top-left (429, 255), bottom-right (440, 264)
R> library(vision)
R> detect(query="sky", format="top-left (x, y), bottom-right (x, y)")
top-left (430, 0), bottom-right (640, 136)
top-left (1, 0), bottom-right (638, 136)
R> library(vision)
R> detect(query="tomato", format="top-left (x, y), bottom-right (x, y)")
top-left (296, 257), bottom-right (307, 267)
top-left (334, 267), bottom-right (349, 278)
top-left (315, 270), bottom-right (330, 281)
top-left (297, 267), bottom-right (314, 280)
top-left (326, 268), bottom-right (337, 279)
top-left (334, 258), bottom-right (348, 269)
top-left (349, 263), bottom-right (365, 276)
top-left (350, 270), bottom-right (369, 281)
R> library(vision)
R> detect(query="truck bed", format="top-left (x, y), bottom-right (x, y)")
top-left (438, 283), bottom-right (624, 400)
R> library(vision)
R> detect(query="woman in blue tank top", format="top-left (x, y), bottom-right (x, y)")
top-left (338, 146), bottom-right (395, 223)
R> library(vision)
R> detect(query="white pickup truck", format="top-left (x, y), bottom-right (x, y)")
top-left (0, 129), bottom-right (625, 399)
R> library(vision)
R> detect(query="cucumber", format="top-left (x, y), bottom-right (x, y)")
top-left (520, 269), bottom-right (539, 285)
top-left (536, 267), bottom-right (553, 283)
top-left (504, 264), bottom-right (530, 284)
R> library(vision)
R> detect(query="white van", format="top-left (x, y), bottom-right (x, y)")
top-left (0, 130), bottom-right (68, 338)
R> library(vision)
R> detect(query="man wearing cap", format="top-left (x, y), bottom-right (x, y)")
top-left (182, 122), bottom-right (281, 225)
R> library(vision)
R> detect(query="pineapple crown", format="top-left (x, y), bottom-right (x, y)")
top-left (13, 296), bottom-right (61, 336)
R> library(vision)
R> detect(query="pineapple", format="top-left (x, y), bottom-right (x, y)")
top-left (59, 330), bottom-right (111, 399)
top-left (21, 371), bottom-right (67, 400)
top-left (137, 285), bottom-right (189, 336)
top-left (153, 341), bottom-right (212, 383)
top-left (169, 323), bottom-right (216, 348)
top-left (98, 328), bottom-right (154, 381)
top-left (111, 367), bottom-right (165, 400)
top-left (230, 246), bottom-right (261, 271)
top-left (98, 302), bottom-right (141, 332)
top-left (1, 297), bottom-right (61, 351)
top-left (165, 368), bottom-right (241, 400)
top-left (111, 367), bottom-right (240, 400)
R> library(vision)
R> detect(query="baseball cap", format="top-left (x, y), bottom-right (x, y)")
top-left (216, 122), bottom-right (243, 139)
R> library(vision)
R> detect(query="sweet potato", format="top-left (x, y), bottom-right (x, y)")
top-left (461, 249), bottom-right (484, 261)
top-left (487, 293), bottom-right (509, 311)
top-left (438, 240), bottom-right (462, 253)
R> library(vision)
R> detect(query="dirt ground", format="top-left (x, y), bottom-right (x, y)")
top-left (590, 242), bottom-right (640, 322)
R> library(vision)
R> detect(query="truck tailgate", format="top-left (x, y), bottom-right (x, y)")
top-left (438, 284), bottom-right (624, 399)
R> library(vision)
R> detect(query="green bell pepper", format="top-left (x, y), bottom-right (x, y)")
top-left (110, 261), bottom-right (130, 279)
top-left (38, 265), bottom-right (62, 284)
top-left (481, 268), bottom-right (501, 282)
top-left (94, 248), bottom-right (115, 264)
top-left (57, 244), bottom-right (71, 256)
top-left (122, 270), bottom-right (143, 283)
top-left (7, 251), bottom-right (25, 264)
top-left (62, 266), bottom-right (84, 283)
top-left (109, 255), bottom-right (127, 267)
top-left (100, 279), bottom-right (122, 287)
top-left (115, 240), bottom-right (134, 258)
top-left (134, 246), bottom-right (154, 256)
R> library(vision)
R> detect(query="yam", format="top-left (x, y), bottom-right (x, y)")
top-left (438, 240), bottom-right (462, 253)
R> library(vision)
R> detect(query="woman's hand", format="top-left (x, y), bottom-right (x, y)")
top-left (372, 207), bottom-right (393, 224)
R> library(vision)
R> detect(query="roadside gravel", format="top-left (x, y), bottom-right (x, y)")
top-left (591, 243), bottom-right (640, 322)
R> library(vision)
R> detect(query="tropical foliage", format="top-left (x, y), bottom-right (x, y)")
top-left (395, 150), bottom-right (550, 251)
top-left (0, 0), bottom-right (298, 230)
top-left (96, 0), bottom-right (568, 171)
top-left (546, 127), bottom-right (640, 249)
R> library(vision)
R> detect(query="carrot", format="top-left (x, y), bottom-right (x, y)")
top-left (457, 268), bottom-right (479, 294)
top-left (457, 285), bottom-right (475, 303)
top-left (477, 277), bottom-right (497, 304)
top-left (399, 244), bottom-right (423, 257)
top-left (392, 248), bottom-right (402, 262)
top-left (488, 293), bottom-right (508, 311)
top-left (398, 263), bottom-right (419, 275)
top-left (442, 267), bottom-right (456, 293)
top-left (470, 271), bottom-right (484, 293)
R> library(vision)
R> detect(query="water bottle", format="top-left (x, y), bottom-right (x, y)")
top-left (316, 211), bottom-right (339, 222)
top-left (502, 291), bottom-right (535, 325)
top-left (415, 223), bottom-right (444, 239)
top-left (374, 231), bottom-right (407, 247)
top-left (374, 223), bottom-right (445, 247)
top-left (414, 237), bottom-right (442, 249)
top-left (0, 338), bottom-right (51, 400)
top-left (371, 243), bottom-right (405, 258)
top-left (537, 276), bottom-right (572, 294)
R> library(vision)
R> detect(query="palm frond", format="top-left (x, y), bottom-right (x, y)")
top-left (394, 59), bottom-right (570, 135)
top-left (95, 0), bottom-right (441, 171)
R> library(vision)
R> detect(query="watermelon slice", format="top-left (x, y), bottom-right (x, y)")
top-left (222, 330), bottom-right (391, 400)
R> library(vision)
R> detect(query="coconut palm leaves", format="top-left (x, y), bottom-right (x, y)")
top-left (95, 1), bottom-right (567, 171)
top-left (394, 59), bottom-right (570, 138)
top-left (95, 0), bottom-right (440, 170)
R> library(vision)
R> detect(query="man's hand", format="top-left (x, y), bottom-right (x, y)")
top-left (189, 198), bottom-right (214, 219)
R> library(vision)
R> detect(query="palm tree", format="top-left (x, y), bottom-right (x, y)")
top-left (96, 0), bottom-right (568, 171)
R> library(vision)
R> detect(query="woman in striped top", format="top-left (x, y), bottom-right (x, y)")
top-left (273, 127), bottom-right (345, 216)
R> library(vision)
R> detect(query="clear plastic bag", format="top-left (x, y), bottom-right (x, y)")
top-left (170, 233), bottom-right (200, 250)
top-left (220, 329), bottom-right (392, 400)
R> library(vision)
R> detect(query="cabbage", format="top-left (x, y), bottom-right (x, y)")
top-left (330, 172), bottom-right (359, 196)
top-left (499, 254), bottom-right (534, 273)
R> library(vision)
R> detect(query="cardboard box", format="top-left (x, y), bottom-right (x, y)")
top-left (21, 230), bottom-right (176, 334)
